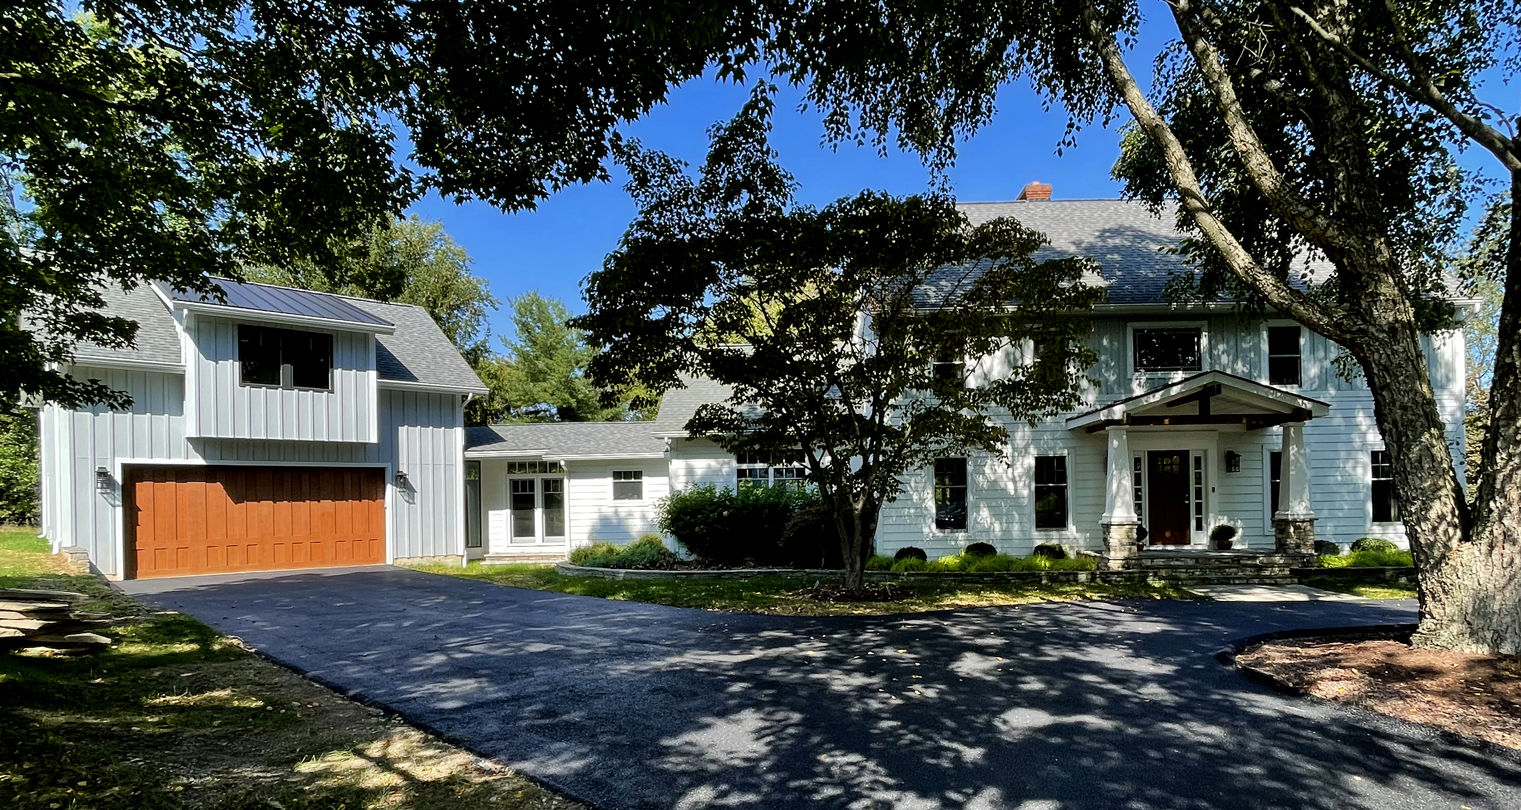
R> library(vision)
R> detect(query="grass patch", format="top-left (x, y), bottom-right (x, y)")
top-left (414, 561), bottom-right (1195, 616)
top-left (1309, 579), bottom-right (1419, 599)
top-left (1319, 549), bottom-right (1415, 568)
top-left (0, 528), bottom-right (582, 810)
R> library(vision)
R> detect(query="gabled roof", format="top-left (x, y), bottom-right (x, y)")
top-left (1065, 370), bottom-right (1331, 432)
top-left (157, 278), bottom-right (395, 332)
top-left (64, 280), bottom-right (486, 393)
top-left (917, 199), bottom-right (1332, 308)
top-left (465, 422), bottom-right (666, 460)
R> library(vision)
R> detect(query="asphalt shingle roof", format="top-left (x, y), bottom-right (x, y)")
top-left (465, 422), bottom-right (666, 457)
top-left (67, 280), bottom-right (485, 393)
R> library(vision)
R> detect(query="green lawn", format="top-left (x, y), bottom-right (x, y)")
top-left (413, 561), bottom-right (1198, 615)
top-left (0, 526), bottom-right (581, 810)
top-left (1309, 578), bottom-right (1419, 599)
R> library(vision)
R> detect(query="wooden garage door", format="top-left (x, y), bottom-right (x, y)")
top-left (126, 466), bottom-right (385, 579)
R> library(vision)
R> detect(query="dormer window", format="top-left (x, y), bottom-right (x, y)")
top-left (1133, 326), bottom-right (1202, 373)
top-left (238, 325), bottom-right (333, 391)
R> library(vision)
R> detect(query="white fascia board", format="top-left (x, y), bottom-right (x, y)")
top-left (1065, 370), bottom-right (1330, 429)
top-left (171, 301), bottom-right (397, 334)
top-left (543, 452), bottom-right (667, 462)
top-left (377, 378), bottom-right (490, 395)
top-left (463, 449), bottom-right (551, 459)
top-left (69, 357), bottom-right (186, 374)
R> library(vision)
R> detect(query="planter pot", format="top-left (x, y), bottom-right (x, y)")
top-left (1215, 539), bottom-right (1234, 550)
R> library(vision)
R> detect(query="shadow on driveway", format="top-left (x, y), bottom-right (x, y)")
top-left (123, 567), bottom-right (1519, 810)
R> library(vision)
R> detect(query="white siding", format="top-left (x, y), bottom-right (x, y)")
top-left (40, 366), bottom-right (464, 576)
top-left (187, 315), bottom-right (377, 443)
top-left (566, 460), bottom-right (668, 546)
top-left (667, 438), bottom-right (734, 490)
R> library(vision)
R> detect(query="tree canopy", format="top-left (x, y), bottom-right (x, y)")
top-left (575, 94), bottom-right (1102, 586)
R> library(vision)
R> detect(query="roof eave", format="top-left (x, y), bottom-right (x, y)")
top-left (377, 378), bottom-right (488, 395)
top-left (174, 301), bottom-right (397, 334)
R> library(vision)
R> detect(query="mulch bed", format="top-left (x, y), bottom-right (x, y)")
top-left (1237, 634), bottom-right (1521, 750)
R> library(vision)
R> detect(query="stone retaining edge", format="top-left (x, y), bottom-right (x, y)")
top-left (553, 562), bottom-right (1159, 584)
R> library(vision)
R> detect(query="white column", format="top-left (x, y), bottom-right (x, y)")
top-left (1102, 426), bottom-right (1138, 523)
top-left (1276, 421), bottom-right (1314, 519)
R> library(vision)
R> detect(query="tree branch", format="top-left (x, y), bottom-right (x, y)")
top-left (1078, 0), bottom-right (1352, 341)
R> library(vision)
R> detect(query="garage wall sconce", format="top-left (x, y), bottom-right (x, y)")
top-left (95, 466), bottom-right (112, 493)
top-left (394, 470), bottom-right (410, 489)
top-left (1224, 451), bottom-right (1241, 474)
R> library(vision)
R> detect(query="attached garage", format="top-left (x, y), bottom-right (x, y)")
top-left (125, 466), bottom-right (386, 579)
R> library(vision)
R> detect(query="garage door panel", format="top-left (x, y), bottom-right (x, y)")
top-left (128, 466), bottom-right (385, 579)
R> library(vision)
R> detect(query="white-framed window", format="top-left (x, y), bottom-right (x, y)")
top-left (1033, 455), bottom-right (1068, 530)
top-left (1132, 455), bottom-right (1144, 520)
top-left (1192, 453), bottom-right (1206, 533)
top-left (1269, 450), bottom-right (1283, 517)
top-left (1266, 324), bottom-right (1303, 386)
top-left (1371, 450), bottom-right (1399, 523)
top-left (1130, 323), bottom-right (1206, 374)
top-left (934, 458), bottom-right (968, 531)
top-left (238, 324), bottom-right (333, 391)
top-left (931, 353), bottom-right (966, 388)
top-left (613, 469), bottom-right (643, 501)
top-left (736, 450), bottom-right (807, 490)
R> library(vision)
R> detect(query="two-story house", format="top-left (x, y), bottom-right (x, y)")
top-left (36, 278), bottom-right (488, 579)
top-left (463, 192), bottom-right (1467, 565)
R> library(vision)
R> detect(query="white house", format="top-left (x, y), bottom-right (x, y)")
top-left (35, 278), bottom-right (487, 579)
top-left (463, 194), bottom-right (1468, 565)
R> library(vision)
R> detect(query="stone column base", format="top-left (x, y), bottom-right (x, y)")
top-left (1101, 521), bottom-right (1142, 571)
top-left (1273, 517), bottom-right (1317, 557)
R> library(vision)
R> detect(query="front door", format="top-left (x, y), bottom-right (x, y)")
top-left (1147, 451), bottom-right (1191, 545)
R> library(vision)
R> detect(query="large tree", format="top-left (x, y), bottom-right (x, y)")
top-left (575, 94), bottom-right (1101, 588)
top-left (751, 0), bottom-right (1521, 651)
top-left (489, 291), bottom-right (649, 423)
top-left (3, 0), bottom-right (770, 408)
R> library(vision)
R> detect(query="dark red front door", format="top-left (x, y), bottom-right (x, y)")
top-left (1147, 451), bottom-right (1191, 545)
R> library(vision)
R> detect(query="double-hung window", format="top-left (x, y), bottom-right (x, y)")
top-left (1371, 451), bottom-right (1399, 523)
top-left (1132, 327), bottom-right (1202, 373)
top-left (934, 458), bottom-right (968, 531)
top-left (1034, 456), bottom-right (1068, 530)
top-left (932, 354), bottom-right (966, 388)
top-left (613, 470), bottom-right (643, 501)
top-left (238, 325), bottom-right (333, 391)
top-left (1267, 325), bottom-right (1303, 386)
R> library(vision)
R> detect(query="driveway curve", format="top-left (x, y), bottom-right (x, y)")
top-left (123, 566), bottom-right (1521, 810)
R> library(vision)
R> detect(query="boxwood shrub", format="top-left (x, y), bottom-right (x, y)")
top-left (657, 484), bottom-right (820, 566)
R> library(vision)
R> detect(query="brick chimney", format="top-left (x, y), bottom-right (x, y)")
top-left (1016, 181), bottom-right (1052, 201)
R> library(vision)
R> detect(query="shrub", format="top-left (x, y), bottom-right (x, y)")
top-left (1032, 543), bottom-right (1067, 560)
top-left (777, 500), bottom-right (842, 568)
top-left (657, 484), bottom-right (817, 565)
top-left (570, 534), bottom-right (679, 569)
top-left (1321, 549), bottom-right (1414, 568)
top-left (1351, 537), bottom-right (1399, 554)
top-left (964, 542), bottom-right (998, 558)
top-left (890, 556), bottom-right (929, 573)
top-left (1136, 526), bottom-right (1149, 543)
top-left (865, 555), bottom-right (895, 571)
top-left (1209, 524), bottom-right (1238, 543)
top-left (1314, 540), bottom-right (1341, 556)
top-left (894, 546), bottom-right (928, 562)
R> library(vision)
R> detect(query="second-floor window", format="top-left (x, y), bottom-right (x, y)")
top-left (934, 458), bottom-right (968, 530)
top-left (1267, 325), bottom-right (1303, 386)
top-left (238, 325), bottom-right (332, 391)
top-left (1133, 327), bottom-right (1202, 373)
top-left (931, 353), bottom-right (965, 388)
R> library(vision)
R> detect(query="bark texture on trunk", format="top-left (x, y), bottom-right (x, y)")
top-left (836, 496), bottom-right (879, 591)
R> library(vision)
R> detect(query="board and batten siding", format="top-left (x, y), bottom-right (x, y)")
top-left (186, 315), bottom-right (377, 443)
top-left (40, 366), bottom-right (464, 576)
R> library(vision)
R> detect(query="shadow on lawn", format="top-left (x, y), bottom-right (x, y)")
top-left (128, 569), bottom-right (1518, 810)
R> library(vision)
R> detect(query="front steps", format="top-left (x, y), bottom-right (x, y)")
top-left (1119, 549), bottom-right (1315, 587)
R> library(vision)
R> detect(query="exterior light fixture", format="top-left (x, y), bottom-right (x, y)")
top-left (95, 466), bottom-right (112, 493)
top-left (394, 470), bottom-right (410, 489)
top-left (1224, 451), bottom-right (1241, 474)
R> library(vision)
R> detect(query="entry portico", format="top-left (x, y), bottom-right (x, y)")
top-left (1066, 371), bottom-right (1331, 568)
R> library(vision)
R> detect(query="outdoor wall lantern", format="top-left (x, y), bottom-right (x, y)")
top-left (1224, 451), bottom-right (1241, 474)
top-left (95, 466), bottom-right (112, 493)
top-left (394, 470), bottom-right (410, 489)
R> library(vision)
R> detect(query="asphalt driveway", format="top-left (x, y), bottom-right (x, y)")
top-left (122, 567), bottom-right (1521, 810)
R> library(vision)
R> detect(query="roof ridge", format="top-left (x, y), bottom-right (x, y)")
top-left (203, 276), bottom-right (426, 311)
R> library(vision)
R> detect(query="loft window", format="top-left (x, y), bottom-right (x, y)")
top-left (932, 354), bottom-right (965, 388)
top-left (237, 325), bottom-right (333, 391)
top-left (1034, 456), bottom-right (1068, 530)
top-left (1133, 327), bottom-right (1202, 373)
top-left (613, 469), bottom-right (643, 501)
top-left (1267, 326), bottom-right (1303, 386)
top-left (934, 458), bottom-right (968, 531)
top-left (1371, 451), bottom-right (1399, 523)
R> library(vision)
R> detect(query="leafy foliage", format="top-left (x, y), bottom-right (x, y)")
top-left (1321, 549), bottom-right (1416, 569)
top-left (963, 542), bottom-right (998, 558)
top-left (893, 547), bottom-right (928, 563)
top-left (0, 404), bottom-right (39, 524)
top-left (568, 534), bottom-right (678, 569)
top-left (575, 90), bottom-right (1101, 585)
top-left (1031, 542), bottom-right (1067, 560)
top-left (656, 483), bottom-right (818, 566)
top-left (1351, 537), bottom-right (1401, 554)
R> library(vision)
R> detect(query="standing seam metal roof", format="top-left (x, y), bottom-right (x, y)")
top-left (155, 278), bottom-right (393, 327)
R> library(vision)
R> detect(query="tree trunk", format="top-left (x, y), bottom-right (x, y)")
top-left (837, 496), bottom-right (880, 590)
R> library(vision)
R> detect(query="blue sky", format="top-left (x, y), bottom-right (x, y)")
top-left (407, 77), bottom-right (1135, 345)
